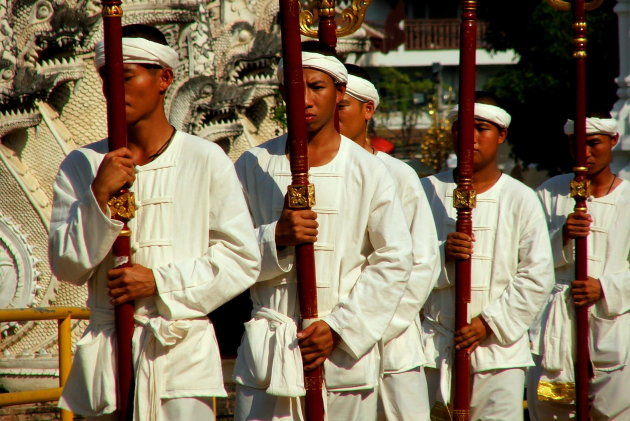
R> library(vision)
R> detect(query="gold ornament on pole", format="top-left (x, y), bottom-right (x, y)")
top-left (299, 0), bottom-right (373, 38)
top-left (545, 0), bottom-right (603, 12)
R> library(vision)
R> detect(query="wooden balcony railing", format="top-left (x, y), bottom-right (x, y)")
top-left (405, 19), bottom-right (488, 50)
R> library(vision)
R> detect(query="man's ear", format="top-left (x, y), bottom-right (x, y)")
top-left (364, 101), bottom-right (376, 121)
top-left (159, 68), bottom-right (174, 93)
top-left (498, 128), bottom-right (508, 145)
top-left (611, 133), bottom-right (619, 149)
top-left (336, 84), bottom-right (346, 104)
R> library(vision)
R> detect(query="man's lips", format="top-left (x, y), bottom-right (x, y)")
top-left (305, 114), bottom-right (316, 122)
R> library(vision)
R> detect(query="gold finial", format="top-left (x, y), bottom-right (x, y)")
top-left (300, 0), bottom-right (373, 39)
top-left (545, 0), bottom-right (604, 12)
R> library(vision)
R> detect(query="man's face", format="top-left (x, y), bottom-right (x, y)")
top-left (570, 133), bottom-right (619, 175)
top-left (302, 68), bottom-right (345, 134)
top-left (338, 94), bottom-right (375, 143)
top-left (452, 118), bottom-right (507, 171)
top-left (101, 63), bottom-right (172, 125)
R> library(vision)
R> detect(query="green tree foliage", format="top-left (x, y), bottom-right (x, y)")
top-left (478, 0), bottom-right (618, 174)
top-left (377, 67), bottom-right (434, 144)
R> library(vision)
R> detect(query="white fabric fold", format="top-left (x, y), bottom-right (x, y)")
top-left (541, 284), bottom-right (574, 372)
top-left (449, 103), bottom-right (512, 128)
top-left (95, 37), bottom-right (179, 70)
top-left (346, 74), bottom-right (380, 109)
top-left (423, 318), bottom-right (454, 405)
top-left (133, 315), bottom-right (195, 421)
top-left (234, 306), bottom-right (306, 398)
top-left (563, 118), bottom-right (618, 136)
top-left (277, 52), bottom-right (348, 85)
top-left (58, 308), bottom-right (117, 416)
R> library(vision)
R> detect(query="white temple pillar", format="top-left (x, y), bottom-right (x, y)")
top-left (612, 0), bottom-right (630, 179)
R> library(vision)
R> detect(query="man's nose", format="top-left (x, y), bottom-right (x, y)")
top-left (303, 88), bottom-right (313, 107)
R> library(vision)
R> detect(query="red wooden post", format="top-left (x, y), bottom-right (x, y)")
top-left (452, 1), bottom-right (477, 420)
top-left (570, 1), bottom-right (592, 419)
top-left (315, 1), bottom-right (339, 131)
top-left (279, 1), bottom-right (324, 421)
top-left (101, 1), bottom-right (135, 419)
top-left (317, 0), bottom-right (337, 49)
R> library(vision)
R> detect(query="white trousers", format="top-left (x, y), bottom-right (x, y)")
top-left (235, 384), bottom-right (377, 421)
top-left (377, 367), bottom-right (430, 421)
top-left (86, 397), bottom-right (215, 421)
top-left (426, 366), bottom-right (526, 421)
top-left (528, 355), bottom-right (630, 421)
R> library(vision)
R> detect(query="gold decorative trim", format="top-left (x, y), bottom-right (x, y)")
top-left (573, 51), bottom-right (587, 58)
top-left (119, 229), bottom-right (131, 237)
top-left (570, 179), bottom-right (590, 198)
top-left (300, 0), bottom-right (373, 39)
top-left (288, 184), bottom-right (315, 209)
top-left (573, 166), bottom-right (588, 172)
top-left (299, 7), bottom-right (318, 38)
top-left (546, 0), bottom-right (604, 11)
top-left (337, 0), bottom-right (373, 38)
top-left (453, 188), bottom-right (477, 209)
top-left (537, 380), bottom-right (575, 403)
top-left (108, 191), bottom-right (136, 219)
top-left (453, 409), bottom-right (470, 421)
top-left (102, 5), bottom-right (123, 17)
top-left (574, 207), bottom-right (588, 212)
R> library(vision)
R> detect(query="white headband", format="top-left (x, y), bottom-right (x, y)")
top-left (277, 52), bottom-right (348, 85)
top-left (346, 74), bottom-right (380, 109)
top-left (94, 37), bottom-right (179, 70)
top-left (449, 103), bottom-right (511, 129)
top-left (564, 118), bottom-right (618, 136)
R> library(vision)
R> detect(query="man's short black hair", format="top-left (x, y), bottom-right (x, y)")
top-left (474, 91), bottom-right (504, 109)
top-left (345, 63), bottom-right (372, 83)
top-left (122, 24), bottom-right (168, 46)
top-left (586, 110), bottom-right (612, 119)
top-left (301, 40), bottom-right (338, 58)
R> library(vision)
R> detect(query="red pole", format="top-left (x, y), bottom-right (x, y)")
top-left (101, 2), bottom-right (135, 420)
top-left (570, 1), bottom-right (591, 419)
top-left (279, 1), bottom-right (324, 421)
top-left (315, 1), bottom-right (340, 132)
top-left (453, 1), bottom-right (477, 420)
top-left (318, 0), bottom-right (337, 49)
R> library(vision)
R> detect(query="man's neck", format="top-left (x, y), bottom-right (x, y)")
top-left (350, 131), bottom-right (374, 154)
top-left (306, 123), bottom-right (342, 167)
top-left (588, 165), bottom-right (616, 197)
top-left (470, 163), bottom-right (502, 194)
top-left (127, 113), bottom-right (173, 165)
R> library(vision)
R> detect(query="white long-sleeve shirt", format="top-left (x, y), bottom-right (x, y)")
top-left (420, 171), bottom-right (554, 377)
top-left (376, 152), bottom-right (439, 374)
top-left (533, 175), bottom-right (630, 373)
top-left (49, 132), bottom-right (260, 417)
top-left (233, 135), bottom-right (412, 392)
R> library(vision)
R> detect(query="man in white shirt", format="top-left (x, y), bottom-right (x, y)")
top-left (338, 63), bottom-right (439, 421)
top-left (529, 113), bottom-right (630, 421)
top-left (233, 41), bottom-right (412, 421)
top-left (49, 24), bottom-right (261, 421)
top-left (420, 92), bottom-right (555, 420)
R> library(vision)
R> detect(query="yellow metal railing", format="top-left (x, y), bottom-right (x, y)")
top-left (0, 307), bottom-right (90, 421)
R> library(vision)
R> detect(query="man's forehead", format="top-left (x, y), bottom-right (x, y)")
top-left (303, 67), bottom-right (335, 82)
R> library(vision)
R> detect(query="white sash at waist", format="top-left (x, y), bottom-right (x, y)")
top-left (58, 308), bottom-right (203, 419)
top-left (233, 306), bottom-right (306, 397)
top-left (133, 314), bottom-right (201, 421)
top-left (541, 283), bottom-right (573, 372)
